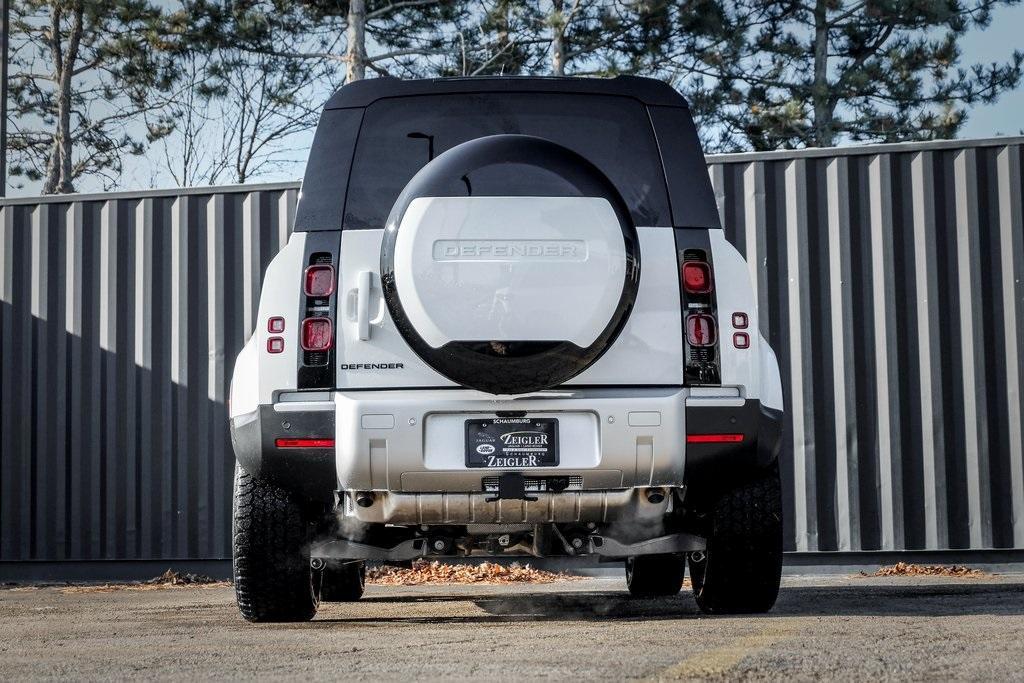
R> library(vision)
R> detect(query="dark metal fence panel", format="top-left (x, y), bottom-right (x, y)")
top-left (708, 137), bottom-right (1024, 553)
top-left (0, 184), bottom-right (298, 561)
top-left (1, 138), bottom-right (1023, 562)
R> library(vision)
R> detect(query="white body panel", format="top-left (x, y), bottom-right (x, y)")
top-left (229, 233), bottom-right (308, 417)
top-left (709, 229), bottom-right (784, 411)
top-left (393, 196), bottom-right (626, 347)
top-left (338, 229), bottom-right (455, 389)
top-left (569, 227), bottom-right (683, 385)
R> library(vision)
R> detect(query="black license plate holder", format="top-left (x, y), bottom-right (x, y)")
top-left (465, 417), bottom-right (559, 468)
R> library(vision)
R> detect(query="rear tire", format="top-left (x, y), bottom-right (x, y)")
top-left (625, 553), bottom-right (686, 597)
top-left (688, 461), bottom-right (783, 614)
top-left (232, 465), bottom-right (320, 622)
top-left (319, 561), bottom-right (366, 602)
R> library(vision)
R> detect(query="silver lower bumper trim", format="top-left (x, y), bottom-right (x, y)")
top-left (342, 487), bottom-right (672, 525)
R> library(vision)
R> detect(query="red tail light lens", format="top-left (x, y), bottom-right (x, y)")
top-left (276, 438), bottom-right (335, 448)
top-left (687, 433), bottom-right (744, 444)
top-left (686, 313), bottom-right (717, 347)
top-left (304, 265), bottom-right (335, 297)
top-left (682, 261), bottom-right (713, 294)
top-left (301, 317), bottom-right (333, 351)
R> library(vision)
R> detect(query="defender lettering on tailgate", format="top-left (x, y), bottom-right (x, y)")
top-left (432, 240), bottom-right (587, 262)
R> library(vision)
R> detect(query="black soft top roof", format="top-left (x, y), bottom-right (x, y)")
top-left (323, 75), bottom-right (690, 110)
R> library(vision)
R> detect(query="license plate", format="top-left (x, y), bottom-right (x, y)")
top-left (465, 417), bottom-right (559, 468)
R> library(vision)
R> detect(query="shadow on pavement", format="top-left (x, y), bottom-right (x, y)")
top-left (772, 581), bottom-right (1024, 617)
top-left (312, 581), bottom-right (1024, 625)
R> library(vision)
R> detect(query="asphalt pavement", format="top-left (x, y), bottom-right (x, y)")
top-left (2, 573), bottom-right (1023, 680)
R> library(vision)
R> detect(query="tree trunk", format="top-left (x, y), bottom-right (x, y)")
top-left (42, 2), bottom-right (82, 194)
top-left (550, 0), bottom-right (566, 76)
top-left (346, 0), bottom-right (367, 82)
top-left (810, 0), bottom-right (834, 147)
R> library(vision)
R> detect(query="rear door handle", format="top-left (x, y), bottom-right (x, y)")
top-left (356, 271), bottom-right (371, 340)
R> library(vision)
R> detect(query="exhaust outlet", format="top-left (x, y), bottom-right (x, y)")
top-left (646, 488), bottom-right (666, 504)
top-left (354, 492), bottom-right (375, 508)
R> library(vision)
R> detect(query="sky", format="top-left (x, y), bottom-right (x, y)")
top-left (6, 3), bottom-right (1024, 197)
top-left (957, 3), bottom-right (1024, 139)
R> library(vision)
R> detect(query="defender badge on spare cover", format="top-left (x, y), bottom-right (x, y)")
top-left (380, 134), bottom-right (640, 394)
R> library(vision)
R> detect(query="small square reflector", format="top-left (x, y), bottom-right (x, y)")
top-left (733, 332), bottom-right (750, 349)
top-left (304, 265), bottom-right (335, 297)
top-left (301, 317), bottom-right (333, 351)
top-left (268, 316), bottom-right (285, 333)
top-left (267, 336), bottom-right (284, 354)
top-left (732, 312), bottom-right (748, 329)
top-left (682, 261), bottom-right (713, 294)
top-left (686, 313), bottom-right (717, 347)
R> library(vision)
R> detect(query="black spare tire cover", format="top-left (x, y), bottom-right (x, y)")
top-left (380, 134), bottom-right (640, 394)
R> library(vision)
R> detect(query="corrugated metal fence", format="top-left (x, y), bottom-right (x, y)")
top-left (0, 183), bottom-right (298, 562)
top-left (1, 137), bottom-right (1022, 563)
top-left (709, 137), bottom-right (1024, 553)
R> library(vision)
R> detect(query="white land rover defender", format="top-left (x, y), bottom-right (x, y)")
top-left (229, 76), bottom-right (785, 622)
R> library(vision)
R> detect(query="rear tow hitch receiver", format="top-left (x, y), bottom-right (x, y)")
top-left (484, 473), bottom-right (538, 502)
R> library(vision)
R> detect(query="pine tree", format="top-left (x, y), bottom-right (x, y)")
top-left (201, 0), bottom-right (479, 83)
top-left (7, 0), bottom-right (185, 193)
top-left (470, 1), bottom-right (678, 77)
top-left (694, 0), bottom-right (1024, 150)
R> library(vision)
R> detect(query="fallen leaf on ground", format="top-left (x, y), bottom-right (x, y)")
top-left (60, 569), bottom-right (232, 594)
top-left (858, 562), bottom-right (986, 578)
top-left (366, 560), bottom-right (582, 586)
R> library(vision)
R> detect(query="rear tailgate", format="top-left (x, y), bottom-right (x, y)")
top-left (334, 226), bottom-right (683, 390)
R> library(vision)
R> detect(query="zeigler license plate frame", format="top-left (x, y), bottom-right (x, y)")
top-left (465, 417), bottom-right (560, 468)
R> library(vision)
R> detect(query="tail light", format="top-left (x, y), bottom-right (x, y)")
top-left (686, 313), bottom-right (717, 347)
top-left (682, 261), bottom-right (713, 294)
top-left (304, 264), bottom-right (335, 297)
top-left (301, 317), bottom-right (333, 351)
top-left (297, 245), bottom-right (337, 389)
top-left (677, 246), bottom-right (720, 385)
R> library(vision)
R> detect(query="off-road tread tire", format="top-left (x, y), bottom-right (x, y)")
top-left (232, 465), bottom-right (319, 622)
top-left (320, 562), bottom-right (366, 602)
top-left (626, 553), bottom-right (686, 597)
top-left (689, 461), bottom-right (783, 614)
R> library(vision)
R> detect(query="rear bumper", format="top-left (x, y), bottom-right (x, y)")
top-left (684, 397), bottom-right (783, 492)
top-left (229, 387), bottom-right (783, 510)
top-left (229, 399), bottom-right (336, 502)
top-left (334, 386), bottom-right (688, 493)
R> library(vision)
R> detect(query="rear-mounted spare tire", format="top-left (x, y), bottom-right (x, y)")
top-left (381, 134), bottom-right (640, 395)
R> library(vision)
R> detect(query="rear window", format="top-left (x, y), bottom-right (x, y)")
top-left (342, 93), bottom-right (671, 228)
